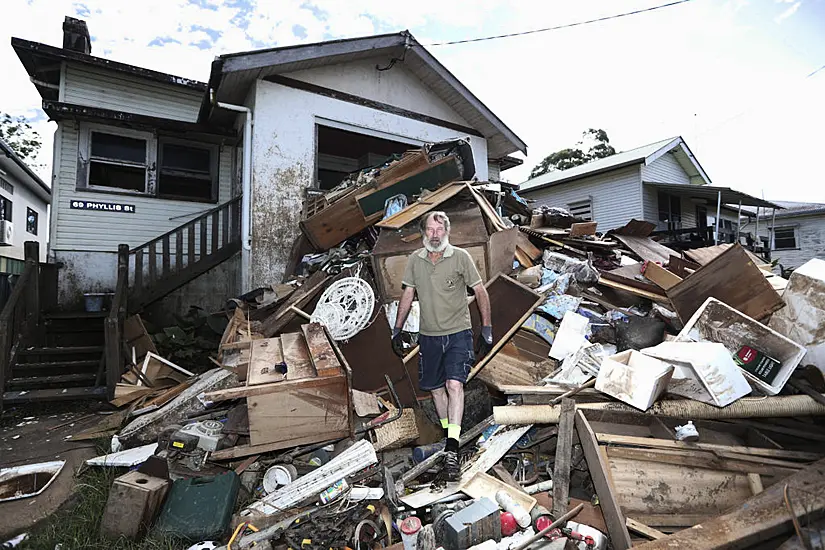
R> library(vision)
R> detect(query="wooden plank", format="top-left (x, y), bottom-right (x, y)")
top-left (685, 243), bottom-right (768, 267)
top-left (575, 410), bottom-right (633, 550)
top-left (211, 211), bottom-right (219, 253)
top-left (246, 337), bottom-right (286, 386)
top-left (487, 227), bottom-right (519, 278)
top-left (212, 434), bottom-right (345, 461)
top-left (199, 215), bottom-right (207, 260)
top-left (552, 398), bottom-right (576, 518)
top-left (148, 242), bottom-right (157, 284)
top-left (187, 224), bottom-right (195, 266)
top-left (134, 248), bottom-right (144, 291)
top-left (280, 332), bottom-right (317, 380)
top-left (477, 338), bottom-right (554, 390)
top-left (668, 254), bottom-right (700, 278)
top-left (175, 229), bottom-right (183, 273)
top-left (375, 182), bottom-right (468, 229)
top-left (300, 323), bottom-right (342, 376)
top-left (569, 222), bottom-right (597, 237)
top-left (597, 276), bottom-right (670, 303)
top-left (515, 230), bottom-right (542, 260)
top-left (162, 235), bottom-right (170, 276)
top-left (604, 446), bottom-right (798, 477)
top-left (222, 204), bottom-right (229, 247)
top-left (632, 458), bottom-right (825, 550)
top-left (602, 264), bottom-right (664, 294)
top-left (612, 234), bottom-right (677, 264)
top-left (356, 157), bottom-right (461, 217)
top-left (260, 271), bottom-right (331, 337)
top-left (632, 514), bottom-right (711, 529)
top-left (468, 185), bottom-right (507, 231)
top-left (596, 433), bottom-right (821, 461)
top-left (204, 374), bottom-right (345, 402)
top-left (642, 261), bottom-right (682, 291)
top-left (666, 244), bottom-right (785, 322)
top-left (626, 518), bottom-right (666, 540)
top-left (371, 150), bottom-right (431, 192)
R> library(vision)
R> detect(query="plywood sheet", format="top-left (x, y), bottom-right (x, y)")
top-left (685, 244), bottom-right (767, 267)
top-left (280, 332), bottom-right (317, 381)
top-left (643, 262), bottom-right (682, 291)
top-left (477, 337), bottom-right (554, 389)
top-left (613, 234), bottom-right (677, 264)
top-left (375, 182), bottom-right (468, 229)
top-left (666, 244), bottom-right (784, 322)
top-left (300, 323), bottom-right (342, 376)
top-left (487, 227), bottom-right (519, 278)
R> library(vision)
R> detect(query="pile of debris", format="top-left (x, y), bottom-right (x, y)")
top-left (12, 140), bottom-right (825, 550)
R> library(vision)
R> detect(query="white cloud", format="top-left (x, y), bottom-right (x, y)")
top-left (774, 1), bottom-right (802, 22)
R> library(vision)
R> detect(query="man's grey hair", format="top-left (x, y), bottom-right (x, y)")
top-left (419, 211), bottom-right (451, 234)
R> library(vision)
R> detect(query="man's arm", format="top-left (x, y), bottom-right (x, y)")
top-left (473, 283), bottom-right (492, 328)
top-left (395, 286), bottom-right (416, 331)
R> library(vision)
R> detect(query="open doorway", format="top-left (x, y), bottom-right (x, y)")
top-left (315, 125), bottom-right (415, 190)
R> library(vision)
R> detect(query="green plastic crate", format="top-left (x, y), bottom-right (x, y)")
top-left (153, 471), bottom-right (240, 541)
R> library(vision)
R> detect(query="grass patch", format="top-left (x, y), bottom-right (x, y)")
top-left (20, 467), bottom-right (190, 550)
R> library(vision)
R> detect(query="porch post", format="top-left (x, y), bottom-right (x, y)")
top-left (715, 190), bottom-right (721, 245)
top-left (755, 207), bottom-right (760, 253)
top-left (736, 200), bottom-right (742, 243)
top-left (771, 207), bottom-right (776, 250)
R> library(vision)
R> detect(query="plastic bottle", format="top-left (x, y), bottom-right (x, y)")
top-left (495, 490), bottom-right (531, 529)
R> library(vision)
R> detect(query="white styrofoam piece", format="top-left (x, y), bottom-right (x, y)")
top-left (86, 443), bottom-right (158, 467)
top-left (0, 460), bottom-right (65, 502)
top-left (643, 342), bottom-right (751, 406)
top-left (682, 297), bottom-right (807, 395)
top-left (242, 439), bottom-right (378, 516)
top-left (769, 259), bottom-right (825, 374)
top-left (595, 350), bottom-right (674, 411)
top-left (549, 311), bottom-right (589, 360)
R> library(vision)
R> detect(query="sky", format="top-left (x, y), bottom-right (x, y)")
top-left (1, 0), bottom-right (823, 202)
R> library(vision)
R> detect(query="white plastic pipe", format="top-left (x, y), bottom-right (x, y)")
top-left (216, 101), bottom-right (253, 291)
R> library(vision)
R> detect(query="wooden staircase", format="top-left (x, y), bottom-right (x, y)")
top-left (1, 197), bottom-right (242, 408)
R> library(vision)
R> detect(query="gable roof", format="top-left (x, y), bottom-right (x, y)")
top-left (203, 31), bottom-right (526, 158)
top-left (519, 136), bottom-right (710, 193)
top-left (0, 138), bottom-right (51, 202)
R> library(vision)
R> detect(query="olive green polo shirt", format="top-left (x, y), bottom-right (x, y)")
top-left (401, 244), bottom-right (483, 336)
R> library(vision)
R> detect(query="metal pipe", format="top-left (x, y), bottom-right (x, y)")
top-left (715, 190), bottom-right (721, 245)
top-left (737, 200), bottom-right (742, 242)
top-left (755, 206), bottom-right (760, 253)
top-left (216, 100), bottom-right (253, 292)
top-left (771, 207), bottom-right (777, 252)
top-left (511, 503), bottom-right (584, 550)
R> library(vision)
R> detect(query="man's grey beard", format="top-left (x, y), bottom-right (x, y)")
top-left (423, 234), bottom-right (449, 253)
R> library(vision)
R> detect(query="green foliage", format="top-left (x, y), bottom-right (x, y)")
top-left (529, 128), bottom-right (617, 179)
top-left (151, 306), bottom-right (223, 371)
top-left (0, 112), bottom-right (42, 162)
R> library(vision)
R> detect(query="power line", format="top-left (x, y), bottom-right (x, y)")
top-left (429, 0), bottom-right (696, 46)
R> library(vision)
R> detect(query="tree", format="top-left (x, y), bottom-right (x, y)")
top-left (0, 112), bottom-right (42, 162)
top-left (529, 128), bottom-right (616, 179)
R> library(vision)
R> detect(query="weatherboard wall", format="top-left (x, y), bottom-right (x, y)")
top-left (62, 63), bottom-right (202, 122)
top-left (521, 165), bottom-right (642, 232)
top-left (641, 151), bottom-right (692, 185)
top-left (754, 214), bottom-right (825, 270)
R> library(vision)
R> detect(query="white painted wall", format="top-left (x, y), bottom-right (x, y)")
top-left (752, 214), bottom-right (825, 270)
top-left (63, 63), bottom-right (202, 122)
top-left (0, 168), bottom-right (49, 263)
top-left (520, 165), bottom-right (642, 232)
top-left (641, 151), bottom-right (692, 184)
top-left (249, 78), bottom-right (490, 286)
top-left (52, 121), bottom-right (235, 252)
top-left (284, 58), bottom-right (471, 127)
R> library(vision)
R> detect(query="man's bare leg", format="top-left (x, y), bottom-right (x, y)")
top-left (445, 380), bottom-right (464, 428)
top-left (431, 387), bottom-right (449, 421)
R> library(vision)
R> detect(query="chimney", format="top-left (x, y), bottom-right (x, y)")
top-left (62, 16), bottom-right (91, 55)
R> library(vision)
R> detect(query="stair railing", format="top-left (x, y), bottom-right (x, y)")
top-left (0, 242), bottom-right (40, 408)
top-left (130, 196), bottom-right (242, 310)
top-left (104, 244), bottom-right (129, 400)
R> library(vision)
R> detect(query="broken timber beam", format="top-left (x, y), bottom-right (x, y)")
top-left (552, 398), bottom-right (575, 519)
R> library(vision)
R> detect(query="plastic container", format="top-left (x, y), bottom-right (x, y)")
top-left (154, 472), bottom-right (239, 540)
top-left (262, 464), bottom-right (297, 494)
top-left (83, 293), bottom-right (108, 312)
top-left (595, 350), bottom-right (674, 411)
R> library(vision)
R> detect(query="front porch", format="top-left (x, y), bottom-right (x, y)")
top-left (644, 182), bottom-right (782, 261)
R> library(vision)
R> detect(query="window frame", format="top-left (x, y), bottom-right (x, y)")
top-left (567, 197), bottom-right (593, 221)
top-left (81, 124), bottom-right (154, 196)
top-left (156, 137), bottom-right (219, 203)
top-left (772, 225), bottom-right (798, 251)
top-left (0, 196), bottom-right (11, 222)
top-left (657, 191), bottom-right (682, 231)
top-left (25, 207), bottom-right (37, 235)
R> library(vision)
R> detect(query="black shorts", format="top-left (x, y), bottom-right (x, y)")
top-left (418, 329), bottom-right (475, 391)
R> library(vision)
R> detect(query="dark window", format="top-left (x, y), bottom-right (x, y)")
top-left (658, 191), bottom-right (682, 231)
top-left (26, 208), bottom-right (37, 235)
top-left (88, 132), bottom-right (147, 192)
top-left (0, 196), bottom-right (11, 222)
top-left (774, 227), bottom-right (797, 250)
top-left (158, 142), bottom-right (215, 201)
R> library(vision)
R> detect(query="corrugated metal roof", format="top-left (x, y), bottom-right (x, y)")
top-left (519, 137), bottom-right (680, 193)
top-left (643, 182), bottom-right (781, 209)
top-left (742, 200), bottom-right (825, 218)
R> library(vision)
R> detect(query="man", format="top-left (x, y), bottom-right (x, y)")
top-left (392, 211), bottom-right (493, 481)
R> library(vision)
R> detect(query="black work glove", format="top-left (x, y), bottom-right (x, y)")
top-left (391, 327), bottom-right (405, 358)
top-left (475, 326), bottom-right (493, 360)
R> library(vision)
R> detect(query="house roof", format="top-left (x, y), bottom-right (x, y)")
top-left (643, 182), bottom-right (781, 209)
top-left (0, 138), bottom-right (51, 202)
top-left (519, 136), bottom-right (710, 193)
top-left (11, 37), bottom-right (207, 102)
top-left (743, 200), bottom-right (825, 219)
top-left (203, 31), bottom-right (527, 158)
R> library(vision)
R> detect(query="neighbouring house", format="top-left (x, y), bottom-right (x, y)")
top-left (12, 17), bottom-right (526, 317)
top-left (518, 136), bottom-right (779, 252)
top-left (0, 138), bottom-right (50, 305)
top-left (743, 201), bottom-right (825, 274)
